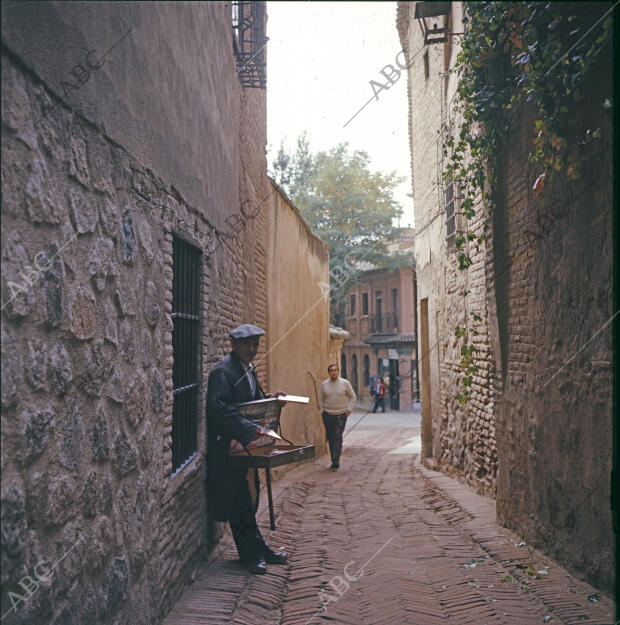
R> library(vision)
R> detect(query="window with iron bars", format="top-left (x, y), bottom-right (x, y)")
top-left (231, 1), bottom-right (267, 88)
top-left (171, 237), bottom-right (202, 473)
top-left (445, 181), bottom-right (456, 251)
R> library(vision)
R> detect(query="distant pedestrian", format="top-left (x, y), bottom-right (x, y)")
top-left (319, 364), bottom-right (356, 469)
top-left (372, 377), bottom-right (386, 413)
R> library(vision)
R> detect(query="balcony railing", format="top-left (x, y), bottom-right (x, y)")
top-left (370, 313), bottom-right (399, 334)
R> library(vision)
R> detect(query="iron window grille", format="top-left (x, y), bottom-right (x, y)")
top-left (232, 0), bottom-right (267, 88)
top-left (171, 237), bottom-right (202, 472)
top-left (445, 181), bottom-right (456, 251)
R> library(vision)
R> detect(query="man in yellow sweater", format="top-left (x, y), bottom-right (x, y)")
top-left (319, 363), bottom-right (356, 469)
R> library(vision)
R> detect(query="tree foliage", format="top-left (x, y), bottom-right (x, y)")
top-left (271, 134), bottom-right (411, 321)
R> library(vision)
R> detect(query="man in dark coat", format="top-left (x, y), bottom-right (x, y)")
top-left (206, 323), bottom-right (288, 574)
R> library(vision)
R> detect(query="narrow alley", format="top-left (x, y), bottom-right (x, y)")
top-left (164, 409), bottom-right (615, 625)
top-left (1, 2), bottom-right (615, 624)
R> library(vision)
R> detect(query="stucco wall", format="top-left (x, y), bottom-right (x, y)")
top-left (266, 180), bottom-right (330, 458)
top-left (1, 2), bottom-right (270, 623)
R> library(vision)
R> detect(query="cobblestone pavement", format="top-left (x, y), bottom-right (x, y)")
top-left (163, 409), bottom-right (616, 625)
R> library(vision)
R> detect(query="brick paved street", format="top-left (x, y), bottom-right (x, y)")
top-left (163, 409), bottom-right (616, 625)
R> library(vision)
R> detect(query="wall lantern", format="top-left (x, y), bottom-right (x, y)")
top-left (414, 1), bottom-right (451, 45)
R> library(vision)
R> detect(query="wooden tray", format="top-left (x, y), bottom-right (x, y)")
top-left (228, 444), bottom-right (315, 469)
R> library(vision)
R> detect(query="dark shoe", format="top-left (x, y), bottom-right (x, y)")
top-left (264, 549), bottom-right (288, 564)
top-left (242, 557), bottom-right (267, 574)
top-left (330, 462), bottom-right (339, 469)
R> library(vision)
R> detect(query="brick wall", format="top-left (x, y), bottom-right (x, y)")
top-left (491, 59), bottom-right (614, 594)
top-left (397, 1), bottom-right (498, 495)
top-left (399, 0), bottom-right (614, 594)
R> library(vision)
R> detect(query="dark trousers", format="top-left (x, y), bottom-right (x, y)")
top-left (322, 411), bottom-right (347, 463)
top-left (372, 396), bottom-right (385, 413)
top-left (228, 476), bottom-right (268, 561)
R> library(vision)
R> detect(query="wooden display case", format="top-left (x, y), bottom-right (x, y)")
top-left (229, 396), bottom-right (313, 529)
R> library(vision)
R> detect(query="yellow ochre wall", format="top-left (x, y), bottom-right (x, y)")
top-left (265, 179), bottom-right (330, 458)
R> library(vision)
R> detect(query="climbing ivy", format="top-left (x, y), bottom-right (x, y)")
top-left (443, 2), bottom-right (613, 403)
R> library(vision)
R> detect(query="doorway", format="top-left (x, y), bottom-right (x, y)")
top-left (388, 358), bottom-right (399, 410)
top-left (420, 298), bottom-right (432, 457)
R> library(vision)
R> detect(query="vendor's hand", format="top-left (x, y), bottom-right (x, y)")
top-left (251, 427), bottom-right (264, 441)
top-left (273, 391), bottom-right (287, 403)
top-left (345, 410), bottom-right (351, 417)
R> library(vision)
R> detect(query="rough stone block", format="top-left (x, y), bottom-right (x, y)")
top-left (150, 369), bottom-right (164, 414)
top-left (1, 326), bottom-right (22, 408)
top-left (140, 329), bottom-right (151, 368)
top-left (121, 210), bottom-right (137, 263)
top-left (127, 372), bottom-right (147, 429)
top-left (114, 278), bottom-right (136, 318)
top-left (138, 422), bottom-right (153, 467)
top-left (104, 297), bottom-right (118, 346)
top-left (74, 341), bottom-right (113, 397)
top-left (0, 482), bottom-right (27, 584)
top-left (105, 371), bottom-right (125, 404)
top-left (68, 188), bottom-right (98, 234)
top-left (144, 281), bottom-right (160, 327)
top-left (69, 133), bottom-right (90, 188)
top-left (58, 396), bottom-right (84, 471)
top-left (69, 286), bottom-right (96, 340)
top-left (88, 237), bottom-right (115, 292)
top-left (18, 407), bottom-right (55, 465)
top-left (2, 230), bottom-right (36, 318)
top-left (25, 157), bottom-right (64, 224)
top-left (112, 429), bottom-right (137, 477)
top-left (91, 409), bottom-right (110, 462)
top-left (99, 478), bottom-right (113, 515)
top-left (137, 217), bottom-right (154, 264)
top-left (24, 339), bottom-right (47, 391)
top-left (45, 476), bottom-right (76, 527)
top-left (99, 557), bottom-right (128, 616)
top-left (47, 343), bottom-right (73, 397)
top-left (80, 471), bottom-right (99, 519)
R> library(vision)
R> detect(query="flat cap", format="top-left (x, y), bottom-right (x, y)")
top-left (229, 324), bottom-right (265, 340)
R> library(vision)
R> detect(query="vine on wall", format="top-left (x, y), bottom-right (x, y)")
top-left (444, 1), bottom-right (613, 403)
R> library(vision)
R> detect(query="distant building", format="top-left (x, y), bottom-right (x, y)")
top-left (340, 230), bottom-right (417, 410)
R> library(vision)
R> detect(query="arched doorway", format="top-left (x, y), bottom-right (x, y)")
top-left (351, 354), bottom-right (358, 394)
top-left (341, 353), bottom-right (347, 380)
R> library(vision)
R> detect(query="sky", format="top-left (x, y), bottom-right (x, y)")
top-left (266, 1), bottom-right (414, 228)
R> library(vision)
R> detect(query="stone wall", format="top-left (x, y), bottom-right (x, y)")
top-left (397, 1), bottom-right (498, 495)
top-left (1, 2), bottom-right (271, 624)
